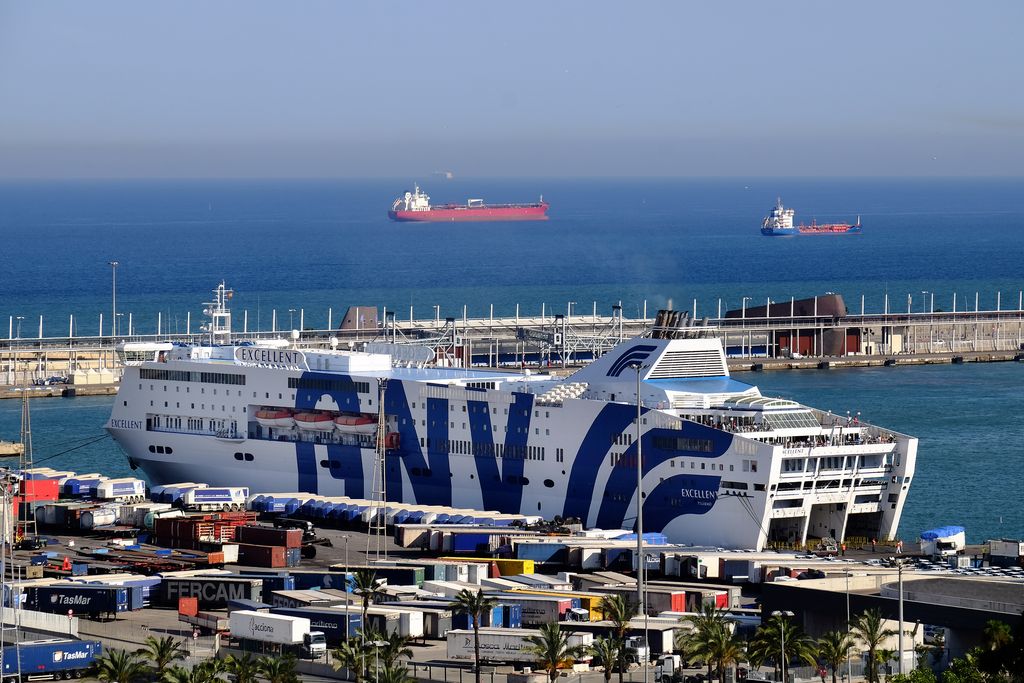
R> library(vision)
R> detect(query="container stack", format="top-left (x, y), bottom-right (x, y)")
top-left (234, 525), bottom-right (303, 568)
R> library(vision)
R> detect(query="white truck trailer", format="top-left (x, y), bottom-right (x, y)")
top-left (229, 609), bottom-right (326, 659)
top-left (447, 627), bottom-right (593, 664)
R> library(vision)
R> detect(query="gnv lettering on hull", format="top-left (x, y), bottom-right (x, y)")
top-left (109, 419), bottom-right (143, 430)
top-left (235, 347), bottom-right (306, 367)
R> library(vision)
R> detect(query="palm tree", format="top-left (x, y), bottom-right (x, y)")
top-left (750, 614), bottom-right (817, 682)
top-left (851, 609), bottom-right (897, 683)
top-left (160, 666), bottom-right (198, 683)
top-left (93, 649), bottom-right (148, 683)
top-left (375, 663), bottom-right (414, 683)
top-left (452, 588), bottom-right (499, 683)
top-left (816, 631), bottom-right (854, 683)
top-left (599, 594), bottom-right (637, 683)
top-left (590, 637), bottom-right (621, 683)
top-left (681, 602), bottom-right (734, 681)
top-left (353, 569), bottom-right (384, 627)
top-left (257, 654), bottom-right (299, 683)
top-left (378, 631), bottom-right (414, 669)
top-left (524, 621), bottom-right (588, 683)
top-left (875, 648), bottom-right (895, 682)
top-left (333, 638), bottom-right (367, 683)
top-left (137, 635), bottom-right (186, 676)
top-left (224, 652), bottom-right (261, 683)
top-left (703, 625), bottom-right (746, 683)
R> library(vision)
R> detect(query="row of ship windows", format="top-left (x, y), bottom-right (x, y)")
top-left (234, 452), bottom-right (255, 461)
top-left (608, 453), bottom-right (750, 474)
top-left (149, 400), bottom-right (242, 414)
top-left (418, 438), bottom-right (550, 461)
top-left (140, 369), bottom-right (245, 385)
top-left (148, 445), bottom-right (173, 454)
top-left (782, 454), bottom-right (888, 473)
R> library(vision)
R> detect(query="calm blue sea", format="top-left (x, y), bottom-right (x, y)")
top-left (0, 177), bottom-right (1022, 543)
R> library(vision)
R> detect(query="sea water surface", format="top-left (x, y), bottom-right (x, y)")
top-left (0, 177), bottom-right (1022, 544)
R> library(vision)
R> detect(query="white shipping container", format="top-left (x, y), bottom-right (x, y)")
top-left (447, 628), bottom-right (593, 663)
top-left (96, 478), bottom-right (147, 501)
top-left (229, 610), bottom-right (310, 645)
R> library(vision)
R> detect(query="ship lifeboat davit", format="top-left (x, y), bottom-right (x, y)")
top-left (255, 408), bottom-right (295, 429)
top-left (334, 414), bottom-right (377, 435)
top-left (293, 412), bottom-right (335, 432)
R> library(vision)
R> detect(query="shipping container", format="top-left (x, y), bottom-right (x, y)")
top-left (2, 639), bottom-right (103, 679)
top-left (236, 543), bottom-right (286, 568)
top-left (27, 584), bottom-right (133, 617)
top-left (96, 478), bottom-right (147, 502)
top-left (270, 589), bottom-right (350, 610)
top-left (486, 593), bottom-right (573, 625)
top-left (229, 610), bottom-right (309, 645)
top-left (447, 628), bottom-right (593, 664)
top-left (236, 525), bottom-right (303, 548)
top-left (271, 607), bottom-right (362, 646)
top-left (182, 487), bottom-right (249, 511)
top-left (159, 577), bottom-right (263, 609)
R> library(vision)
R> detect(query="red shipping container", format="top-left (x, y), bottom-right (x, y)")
top-left (236, 543), bottom-right (286, 568)
top-left (236, 525), bottom-right (302, 548)
top-left (19, 479), bottom-right (60, 502)
top-left (178, 597), bottom-right (199, 616)
top-left (715, 592), bottom-right (728, 609)
top-left (669, 591), bottom-right (686, 613)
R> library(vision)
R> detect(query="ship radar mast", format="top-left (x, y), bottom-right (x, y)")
top-left (201, 281), bottom-right (233, 345)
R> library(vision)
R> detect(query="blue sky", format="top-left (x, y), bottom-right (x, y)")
top-left (0, 1), bottom-right (1021, 177)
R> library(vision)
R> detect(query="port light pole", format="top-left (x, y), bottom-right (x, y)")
top-left (632, 361), bottom-right (649, 683)
top-left (771, 610), bottom-right (794, 683)
top-left (109, 261), bottom-right (119, 338)
top-left (845, 572), bottom-right (853, 683)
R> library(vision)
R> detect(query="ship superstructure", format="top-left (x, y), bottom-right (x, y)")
top-left (107, 291), bottom-right (915, 550)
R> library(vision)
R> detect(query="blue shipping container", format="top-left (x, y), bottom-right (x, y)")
top-left (271, 607), bottom-right (362, 646)
top-left (2, 640), bottom-right (102, 678)
top-left (501, 602), bottom-right (522, 628)
top-left (27, 585), bottom-right (130, 616)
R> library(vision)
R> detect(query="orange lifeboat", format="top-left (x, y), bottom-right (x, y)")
top-left (334, 414), bottom-right (377, 435)
top-left (255, 408), bottom-right (295, 429)
top-left (293, 412), bottom-right (335, 432)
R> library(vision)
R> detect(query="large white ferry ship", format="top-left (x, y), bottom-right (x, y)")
top-left (106, 285), bottom-right (917, 550)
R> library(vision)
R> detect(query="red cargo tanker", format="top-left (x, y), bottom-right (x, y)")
top-left (388, 184), bottom-right (548, 222)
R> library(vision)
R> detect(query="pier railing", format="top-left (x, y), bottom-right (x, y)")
top-left (2, 305), bottom-right (1024, 386)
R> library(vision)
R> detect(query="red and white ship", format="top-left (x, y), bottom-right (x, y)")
top-left (388, 184), bottom-right (548, 222)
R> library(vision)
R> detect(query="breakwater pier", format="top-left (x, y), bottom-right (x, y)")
top-left (2, 292), bottom-right (1024, 390)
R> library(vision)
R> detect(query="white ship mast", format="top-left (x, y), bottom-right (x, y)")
top-left (201, 282), bottom-right (233, 345)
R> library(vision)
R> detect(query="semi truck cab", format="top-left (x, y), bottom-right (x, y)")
top-left (303, 631), bottom-right (327, 659)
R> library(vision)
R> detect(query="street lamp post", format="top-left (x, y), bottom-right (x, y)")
top-left (897, 560), bottom-right (906, 676)
top-left (288, 308), bottom-right (296, 330)
top-left (109, 261), bottom-right (119, 337)
top-left (15, 316), bottom-right (24, 339)
top-left (771, 611), bottom-right (794, 683)
top-left (343, 534), bottom-right (350, 642)
top-left (845, 572), bottom-right (853, 683)
top-left (921, 292), bottom-right (929, 315)
top-left (632, 362), bottom-right (649, 683)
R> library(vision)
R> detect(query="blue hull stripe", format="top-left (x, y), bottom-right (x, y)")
top-left (425, 396), bottom-right (453, 506)
top-left (561, 403), bottom-right (639, 521)
top-left (596, 421), bottom-right (732, 528)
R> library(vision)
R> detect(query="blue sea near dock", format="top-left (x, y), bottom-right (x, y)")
top-left (1, 176), bottom-right (1023, 545)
